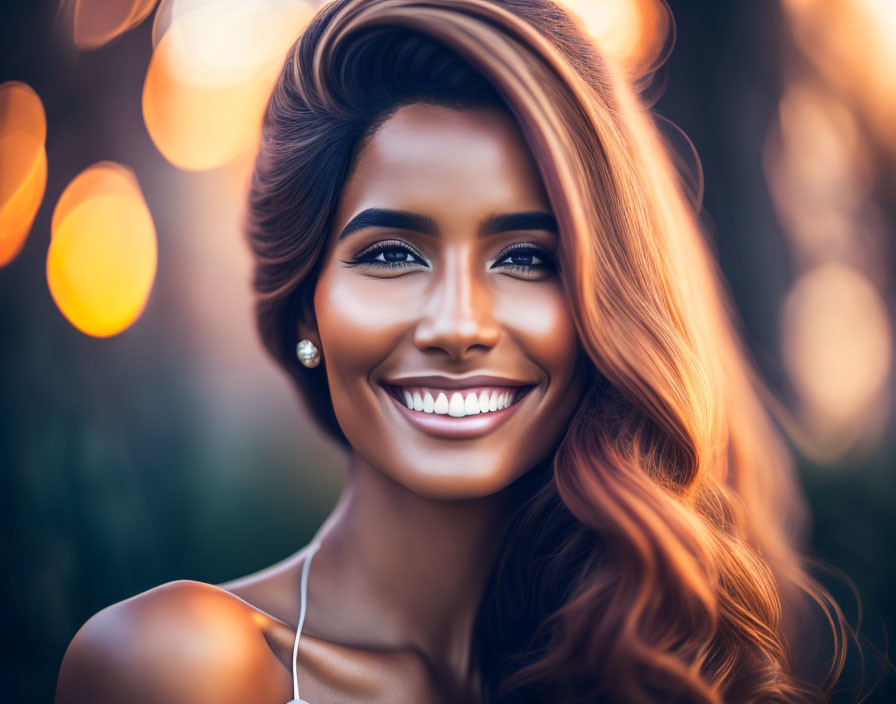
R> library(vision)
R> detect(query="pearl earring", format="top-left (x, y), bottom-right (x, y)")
top-left (296, 339), bottom-right (321, 368)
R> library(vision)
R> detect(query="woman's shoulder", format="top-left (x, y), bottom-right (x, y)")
top-left (55, 579), bottom-right (291, 704)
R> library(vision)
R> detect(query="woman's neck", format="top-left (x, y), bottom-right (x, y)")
top-left (303, 451), bottom-right (513, 680)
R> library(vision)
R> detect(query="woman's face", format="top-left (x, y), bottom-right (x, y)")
top-left (308, 102), bottom-right (585, 499)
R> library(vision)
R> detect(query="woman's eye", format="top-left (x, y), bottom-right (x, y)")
top-left (499, 250), bottom-right (542, 266)
top-left (370, 247), bottom-right (420, 264)
top-left (345, 240), bottom-right (427, 271)
top-left (493, 245), bottom-right (555, 276)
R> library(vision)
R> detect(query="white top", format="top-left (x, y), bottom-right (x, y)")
top-left (287, 540), bottom-right (321, 704)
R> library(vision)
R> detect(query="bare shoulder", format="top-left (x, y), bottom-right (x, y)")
top-left (55, 580), bottom-right (290, 704)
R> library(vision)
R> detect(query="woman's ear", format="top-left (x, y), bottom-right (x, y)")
top-left (296, 294), bottom-right (322, 351)
top-left (297, 316), bottom-right (321, 351)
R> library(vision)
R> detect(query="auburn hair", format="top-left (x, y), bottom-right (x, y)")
top-left (245, 0), bottom-right (850, 701)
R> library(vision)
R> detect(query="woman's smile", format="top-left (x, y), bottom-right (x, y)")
top-left (378, 375), bottom-right (537, 440)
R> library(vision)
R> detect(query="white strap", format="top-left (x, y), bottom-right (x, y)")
top-left (292, 540), bottom-right (322, 702)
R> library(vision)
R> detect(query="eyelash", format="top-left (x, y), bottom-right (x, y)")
top-left (496, 242), bottom-right (557, 275)
top-left (341, 239), bottom-right (426, 271)
top-left (340, 239), bottom-right (557, 276)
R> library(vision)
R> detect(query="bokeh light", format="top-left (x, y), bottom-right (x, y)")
top-left (0, 81), bottom-right (47, 268)
top-left (58, 0), bottom-right (160, 50)
top-left (46, 162), bottom-right (157, 337)
top-left (558, 0), bottom-right (673, 79)
top-left (767, 0), bottom-right (894, 460)
top-left (780, 264), bottom-right (892, 457)
top-left (142, 0), bottom-right (314, 171)
top-left (764, 82), bottom-right (881, 276)
top-left (783, 0), bottom-right (896, 155)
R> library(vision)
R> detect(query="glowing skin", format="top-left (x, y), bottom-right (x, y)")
top-left (310, 102), bottom-right (584, 499)
top-left (54, 103), bottom-right (586, 703)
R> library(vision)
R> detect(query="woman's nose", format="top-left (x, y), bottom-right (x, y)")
top-left (412, 253), bottom-right (500, 361)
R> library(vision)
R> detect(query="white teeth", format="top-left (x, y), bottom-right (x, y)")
top-left (396, 386), bottom-right (523, 417)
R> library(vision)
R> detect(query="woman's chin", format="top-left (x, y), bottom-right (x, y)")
top-left (384, 458), bottom-right (523, 501)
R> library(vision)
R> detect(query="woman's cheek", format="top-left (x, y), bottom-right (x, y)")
top-left (495, 281), bottom-right (579, 381)
top-left (314, 268), bottom-right (418, 404)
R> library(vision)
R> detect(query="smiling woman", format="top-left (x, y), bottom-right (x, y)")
top-left (56, 1), bottom-right (851, 703)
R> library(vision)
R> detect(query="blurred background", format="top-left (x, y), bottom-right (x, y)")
top-left (1, 0), bottom-right (893, 701)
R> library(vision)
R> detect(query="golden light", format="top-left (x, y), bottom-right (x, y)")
top-left (142, 0), bottom-right (314, 171)
top-left (47, 162), bottom-right (157, 337)
top-left (768, 0), bottom-right (895, 460)
top-left (0, 81), bottom-right (47, 267)
top-left (558, 0), bottom-right (672, 78)
top-left (50, 161), bottom-right (141, 237)
top-left (780, 264), bottom-right (892, 457)
top-left (763, 81), bottom-right (880, 275)
top-left (58, 0), bottom-right (159, 50)
top-left (782, 0), bottom-right (896, 155)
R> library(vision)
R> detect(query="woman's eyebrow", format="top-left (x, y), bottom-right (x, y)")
top-left (337, 208), bottom-right (437, 240)
top-left (479, 211), bottom-right (558, 237)
top-left (336, 208), bottom-right (558, 240)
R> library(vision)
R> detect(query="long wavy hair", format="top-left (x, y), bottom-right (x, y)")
top-left (244, 0), bottom-right (851, 701)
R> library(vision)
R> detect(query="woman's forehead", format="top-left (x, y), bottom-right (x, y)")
top-left (334, 102), bottom-right (552, 231)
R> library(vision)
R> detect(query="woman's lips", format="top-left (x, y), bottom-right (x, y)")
top-left (381, 383), bottom-right (533, 439)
